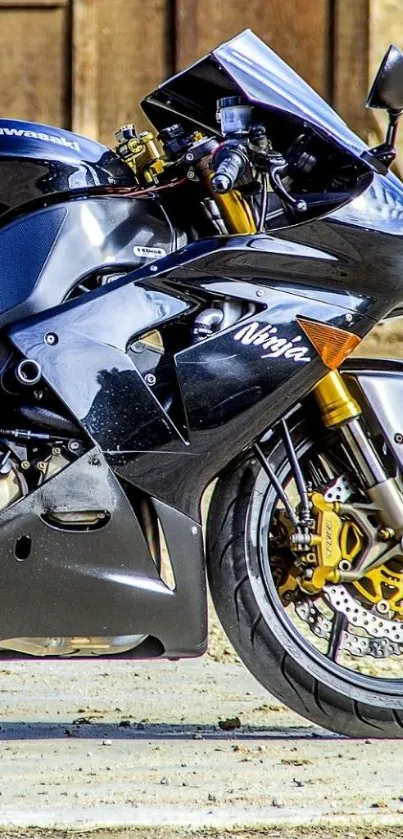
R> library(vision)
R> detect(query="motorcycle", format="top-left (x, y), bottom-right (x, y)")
top-left (1, 29), bottom-right (403, 737)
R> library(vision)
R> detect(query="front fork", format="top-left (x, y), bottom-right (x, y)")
top-left (306, 370), bottom-right (403, 590)
top-left (314, 370), bottom-right (388, 486)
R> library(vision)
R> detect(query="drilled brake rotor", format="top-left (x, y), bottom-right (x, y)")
top-left (274, 473), bottom-right (403, 658)
top-left (296, 588), bottom-right (403, 659)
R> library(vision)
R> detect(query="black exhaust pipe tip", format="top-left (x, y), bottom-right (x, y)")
top-left (15, 359), bottom-right (42, 386)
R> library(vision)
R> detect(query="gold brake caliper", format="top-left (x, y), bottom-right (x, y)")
top-left (278, 370), bottom-right (403, 614)
top-left (278, 493), bottom-right (403, 617)
top-left (278, 493), bottom-right (364, 598)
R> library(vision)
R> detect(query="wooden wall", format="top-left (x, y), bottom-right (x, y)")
top-left (0, 0), bottom-right (71, 129)
top-left (0, 0), bottom-right (384, 149)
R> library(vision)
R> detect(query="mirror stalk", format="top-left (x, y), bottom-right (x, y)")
top-left (368, 110), bottom-right (403, 171)
top-left (386, 108), bottom-right (403, 146)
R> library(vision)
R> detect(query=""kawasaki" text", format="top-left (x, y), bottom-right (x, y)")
top-left (0, 127), bottom-right (80, 151)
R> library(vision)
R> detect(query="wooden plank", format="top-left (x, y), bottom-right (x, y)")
top-left (0, 4), bottom-right (70, 127)
top-left (370, 0), bottom-right (403, 73)
top-left (71, 0), bottom-right (98, 138)
top-left (333, 0), bottom-right (370, 137)
top-left (93, 0), bottom-right (173, 145)
top-left (175, 0), bottom-right (331, 97)
top-left (0, 1), bottom-right (69, 7)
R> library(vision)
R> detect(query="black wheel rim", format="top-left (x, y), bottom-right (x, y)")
top-left (245, 428), bottom-right (403, 694)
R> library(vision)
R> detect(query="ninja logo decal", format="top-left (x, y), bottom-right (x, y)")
top-left (234, 321), bottom-right (311, 363)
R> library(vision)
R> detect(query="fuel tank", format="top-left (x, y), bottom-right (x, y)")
top-left (0, 119), bottom-right (136, 218)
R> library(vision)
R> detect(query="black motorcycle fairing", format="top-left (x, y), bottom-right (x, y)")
top-left (0, 196), bottom-right (177, 326)
top-left (9, 226), bottom-right (379, 522)
top-left (10, 278), bottom-right (193, 449)
top-left (0, 447), bottom-right (207, 653)
top-left (6, 174), bottom-right (403, 654)
top-left (0, 118), bottom-right (136, 218)
top-left (160, 236), bottom-right (375, 318)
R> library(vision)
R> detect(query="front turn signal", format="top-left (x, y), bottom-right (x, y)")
top-left (297, 317), bottom-right (361, 370)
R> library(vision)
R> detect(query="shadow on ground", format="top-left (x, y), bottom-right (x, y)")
top-left (0, 720), bottom-right (339, 740)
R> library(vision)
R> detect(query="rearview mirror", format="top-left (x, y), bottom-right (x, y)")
top-left (366, 45), bottom-right (403, 170)
top-left (367, 44), bottom-right (403, 112)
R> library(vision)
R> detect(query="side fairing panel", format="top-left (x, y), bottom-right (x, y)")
top-left (5, 284), bottom-right (205, 653)
top-left (9, 225), bottom-right (380, 520)
top-left (174, 293), bottom-right (343, 431)
top-left (0, 196), bottom-right (175, 324)
top-left (0, 206), bottom-right (67, 312)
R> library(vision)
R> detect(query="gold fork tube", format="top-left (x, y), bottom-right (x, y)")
top-left (313, 370), bottom-right (361, 428)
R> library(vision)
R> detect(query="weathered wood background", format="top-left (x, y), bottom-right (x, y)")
top-left (0, 0), bottom-right (395, 148)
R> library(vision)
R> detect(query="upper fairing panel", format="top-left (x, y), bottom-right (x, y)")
top-left (0, 119), bottom-right (136, 217)
top-left (142, 29), bottom-right (368, 160)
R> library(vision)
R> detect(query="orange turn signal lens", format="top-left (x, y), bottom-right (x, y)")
top-left (297, 317), bottom-right (361, 370)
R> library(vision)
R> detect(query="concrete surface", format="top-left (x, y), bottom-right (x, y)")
top-left (0, 656), bottom-right (401, 833)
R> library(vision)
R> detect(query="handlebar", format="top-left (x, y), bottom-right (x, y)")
top-left (209, 140), bottom-right (307, 214)
top-left (210, 144), bottom-right (247, 194)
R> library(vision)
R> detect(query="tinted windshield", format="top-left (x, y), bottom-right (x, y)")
top-left (142, 29), bottom-right (368, 161)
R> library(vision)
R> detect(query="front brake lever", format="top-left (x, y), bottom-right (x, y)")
top-left (267, 153), bottom-right (307, 214)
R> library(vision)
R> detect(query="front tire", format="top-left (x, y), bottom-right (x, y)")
top-left (206, 419), bottom-right (403, 738)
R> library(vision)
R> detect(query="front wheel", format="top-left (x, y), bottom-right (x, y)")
top-left (207, 416), bottom-right (403, 737)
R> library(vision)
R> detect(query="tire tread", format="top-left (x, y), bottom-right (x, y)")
top-left (207, 437), bottom-right (403, 739)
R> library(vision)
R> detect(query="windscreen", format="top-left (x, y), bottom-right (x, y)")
top-left (142, 29), bottom-right (368, 161)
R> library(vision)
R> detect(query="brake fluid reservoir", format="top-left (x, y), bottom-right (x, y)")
top-left (216, 97), bottom-right (253, 136)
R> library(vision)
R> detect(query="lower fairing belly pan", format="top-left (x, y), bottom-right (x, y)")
top-left (0, 451), bottom-right (207, 656)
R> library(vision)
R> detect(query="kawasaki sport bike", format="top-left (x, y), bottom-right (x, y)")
top-left (2, 30), bottom-right (403, 737)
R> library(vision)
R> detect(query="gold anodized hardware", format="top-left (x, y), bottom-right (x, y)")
top-left (279, 491), bottom-right (364, 598)
top-left (313, 370), bottom-right (361, 427)
top-left (205, 172), bottom-right (256, 235)
top-left (115, 129), bottom-right (164, 183)
top-left (353, 564), bottom-right (403, 617)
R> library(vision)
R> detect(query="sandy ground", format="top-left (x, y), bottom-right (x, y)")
top-left (1, 636), bottom-right (403, 835)
top-left (2, 830), bottom-right (403, 839)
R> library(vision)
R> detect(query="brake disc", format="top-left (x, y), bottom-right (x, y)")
top-left (276, 470), bottom-right (403, 658)
top-left (325, 584), bottom-right (403, 641)
top-left (295, 588), bottom-right (403, 658)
